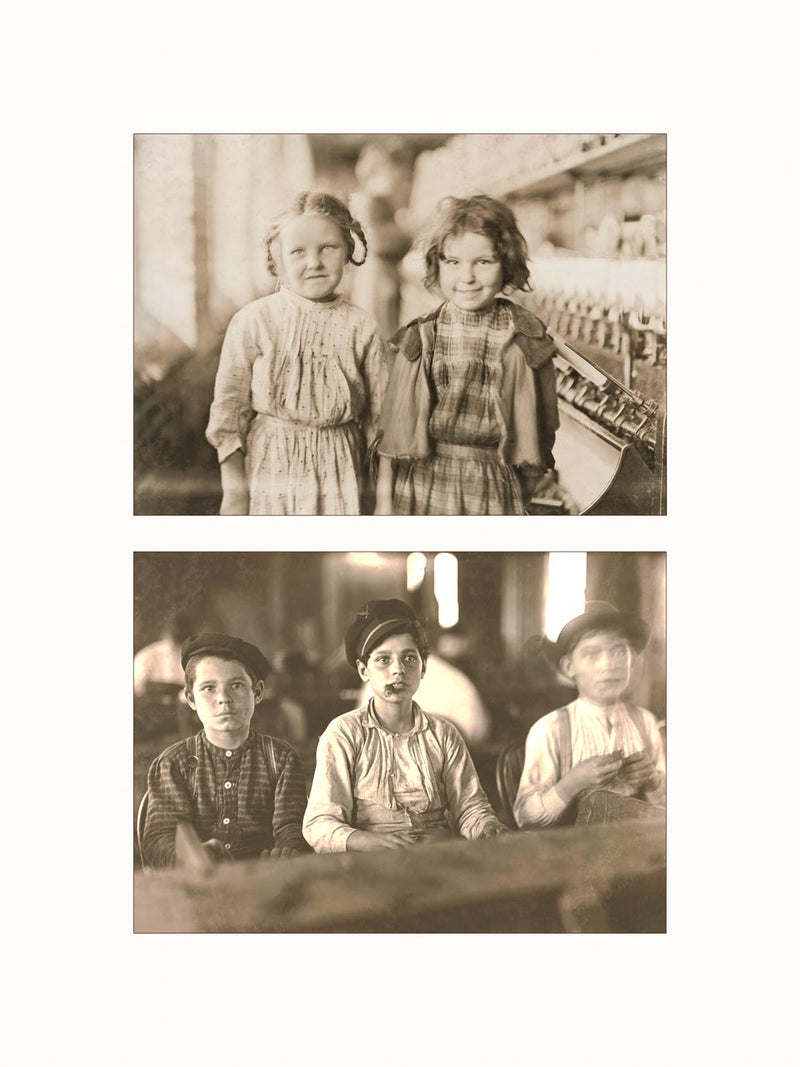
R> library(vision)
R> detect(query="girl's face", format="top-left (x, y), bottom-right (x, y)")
top-left (357, 632), bottom-right (424, 704)
top-left (438, 231), bottom-right (504, 311)
top-left (277, 214), bottom-right (347, 301)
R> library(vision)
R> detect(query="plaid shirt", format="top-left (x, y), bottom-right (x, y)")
top-left (143, 730), bottom-right (307, 867)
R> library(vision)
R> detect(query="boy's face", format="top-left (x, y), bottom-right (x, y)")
top-left (277, 214), bottom-right (346, 301)
top-left (560, 629), bottom-right (633, 706)
top-left (438, 231), bottom-right (504, 312)
top-left (186, 655), bottom-right (263, 741)
top-left (357, 632), bottom-right (424, 704)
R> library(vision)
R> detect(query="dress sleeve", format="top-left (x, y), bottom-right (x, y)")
top-left (141, 748), bottom-right (194, 868)
top-left (358, 323), bottom-right (390, 446)
top-left (206, 310), bottom-right (259, 463)
top-left (270, 743), bottom-right (310, 852)
top-left (439, 723), bottom-right (505, 838)
top-left (377, 337), bottom-right (434, 460)
top-left (534, 358), bottom-right (559, 469)
top-left (513, 714), bottom-right (570, 828)
top-left (302, 722), bottom-right (359, 853)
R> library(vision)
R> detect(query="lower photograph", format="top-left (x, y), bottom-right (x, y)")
top-left (133, 550), bottom-right (666, 934)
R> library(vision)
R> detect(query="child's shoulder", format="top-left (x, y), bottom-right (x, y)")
top-left (390, 305), bottom-right (443, 361)
top-left (336, 296), bottom-right (383, 331)
top-left (498, 299), bottom-right (555, 368)
top-left (229, 291), bottom-right (284, 326)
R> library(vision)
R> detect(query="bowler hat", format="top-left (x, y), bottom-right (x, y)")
top-left (345, 599), bottom-right (422, 668)
top-left (180, 632), bottom-right (271, 682)
top-left (536, 601), bottom-right (650, 667)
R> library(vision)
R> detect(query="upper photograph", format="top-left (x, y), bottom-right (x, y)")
top-left (134, 133), bottom-right (666, 516)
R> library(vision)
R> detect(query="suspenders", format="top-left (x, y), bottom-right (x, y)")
top-left (556, 703), bottom-right (648, 775)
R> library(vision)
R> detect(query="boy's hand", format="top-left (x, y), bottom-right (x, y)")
top-left (346, 829), bottom-right (418, 851)
top-left (200, 838), bottom-right (232, 862)
top-left (558, 752), bottom-right (624, 801)
top-left (261, 846), bottom-right (302, 860)
top-left (619, 750), bottom-right (658, 790)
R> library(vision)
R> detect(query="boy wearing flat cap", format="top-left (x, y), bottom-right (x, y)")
top-left (513, 602), bottom-right (665, 829)
top-left (303, 599), bottom-right (506, 852)
top-left (141, 632), bottom-right (308, 868)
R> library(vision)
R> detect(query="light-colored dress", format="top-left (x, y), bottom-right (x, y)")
top-left (207, 287), bottom-right (388, 515)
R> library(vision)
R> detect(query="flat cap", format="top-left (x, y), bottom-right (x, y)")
top-left (180, 632), bottom-right (270, 681)
top-left (344, 599), bottom-right (421, 668)
top-left (537, 601), bottom-right (650, 666)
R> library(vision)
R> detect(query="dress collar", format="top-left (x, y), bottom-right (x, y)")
top-left (279, 285), bottom-right (343, 309)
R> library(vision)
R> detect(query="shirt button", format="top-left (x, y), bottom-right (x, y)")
top-left (224, 843), bottom-right (231, 850)
top-left (224, 781), bottom-right (232, 789)
top-left (223, 818), bottom-right (230, 825)
top-left (226, 751), bottom-right (232, 757)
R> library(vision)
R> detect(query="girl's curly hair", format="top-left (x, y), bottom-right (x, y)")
top-left (421, 194), bottom-right (531, 294)
top-left (264, 191), bottom-right (368, 277)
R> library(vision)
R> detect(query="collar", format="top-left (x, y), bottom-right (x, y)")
top-left (199, 728), bottom-right (253, 755)
top-left (361, 700), bottom-right (429, 735)
top-left (575, 697), bottom-right (625, 720)
top-left (278, 285), bottom-right (343, 309)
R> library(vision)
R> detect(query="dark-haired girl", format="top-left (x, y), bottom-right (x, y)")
top-left (207, 192), bottom-right (388, 515)
top-left (375, 195), bottom-right (559, 515)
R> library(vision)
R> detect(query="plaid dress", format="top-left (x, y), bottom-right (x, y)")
top-left (207, 288), bottom-right (387, 515)
top-left (392, 301), bottom-right (528, 515)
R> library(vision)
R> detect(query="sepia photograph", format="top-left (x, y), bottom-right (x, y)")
top-left (134, 133), bottom-right (666, 517)
top-left (133, 549), bottom-right (666, 933)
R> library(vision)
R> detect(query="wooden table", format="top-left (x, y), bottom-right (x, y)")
top-left (134, 817), bottom-right (665, 934)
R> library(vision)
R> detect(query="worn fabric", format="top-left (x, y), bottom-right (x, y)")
top-left (513, 699), bottom-right (666, 828)
top-left (378, 299), bottom-right (559, 515)
top-left (142, 729), bottom-right (307, 867)
top-left (206, 287), bottom-right (388, 515)
top-left (303, 701), bottom-right (505, 852)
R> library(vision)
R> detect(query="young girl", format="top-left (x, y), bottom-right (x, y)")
top-left (303, 599), bottom-right (507, 852)
top-left (375, 195), bottom-right (560, 515)
top-left (206, 192), bottom-right (388, 515)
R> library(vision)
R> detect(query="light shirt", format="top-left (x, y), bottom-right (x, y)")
top-left (513, 698), bottom-right (666, 828)
top-left (303, 702), bottom-right (504, 852)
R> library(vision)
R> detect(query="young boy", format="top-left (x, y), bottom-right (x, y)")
top-left (303, 599), bottom-right (506, 852)
top-left (513, 602), bottom-right (665, 829)
top-left (141, 632), bottom-right (308, 867)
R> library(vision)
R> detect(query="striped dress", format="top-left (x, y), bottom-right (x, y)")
top-left (207, 287), bottom-right (388, 515)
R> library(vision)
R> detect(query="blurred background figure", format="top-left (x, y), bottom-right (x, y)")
top-left (133, 608), bottom-right (193, 738)
top-left (252, 650), bottom-right (309, 745)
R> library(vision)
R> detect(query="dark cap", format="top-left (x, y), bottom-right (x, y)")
top-left (180, 632), bottom-right (271, 682)
top-left (535, 601), bottom-right (650, 667)
top-left (344, 599), bottom-right (421, 668)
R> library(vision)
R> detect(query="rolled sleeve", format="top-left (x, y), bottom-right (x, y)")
top-left (439, 724), bottom-right (505, 839)
top-left (513, 714), bottom-right (570, 828)
top-left (302, 725), bottom-right (360, 853)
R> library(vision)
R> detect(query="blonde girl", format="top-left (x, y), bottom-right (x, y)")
top-left (207, 192), bottom-right (387, 515)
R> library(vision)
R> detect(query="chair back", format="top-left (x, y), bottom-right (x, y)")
top-left (494, 738), bottom-right (526, 827)
top-left (136, 790), bottom-right (149, 869)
